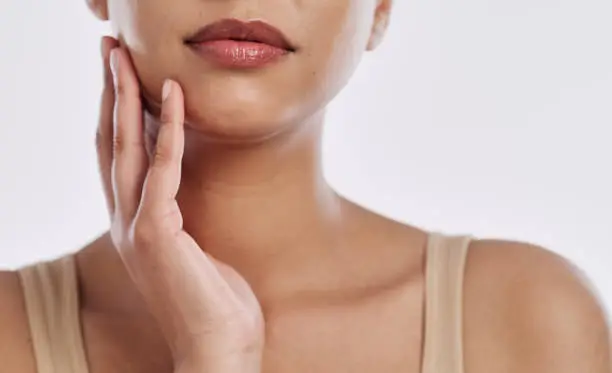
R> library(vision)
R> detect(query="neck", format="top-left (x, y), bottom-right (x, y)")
top-left (77, 111), bottom-right (424, 316)
top-left (149, 110), bottom-right (347, 295)
top-left (80, 111), bottom-right (351, 314)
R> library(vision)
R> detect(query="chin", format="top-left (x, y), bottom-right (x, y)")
top-left (143, 73), bottom-right (320, 144)
top-left (182, 90), bottom-right (297, 143)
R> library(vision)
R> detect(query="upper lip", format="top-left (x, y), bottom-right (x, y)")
top-left (184, 18), bottom-right (296, 51)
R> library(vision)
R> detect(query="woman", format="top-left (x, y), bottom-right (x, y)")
top-left (0, 0), bottom-right (610, 372)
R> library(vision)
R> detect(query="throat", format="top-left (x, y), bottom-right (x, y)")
top-left (175, 174), bottom-right (348, 299)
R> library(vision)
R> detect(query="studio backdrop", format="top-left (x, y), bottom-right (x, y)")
top-left (0, 0), bottom-right (610, 309)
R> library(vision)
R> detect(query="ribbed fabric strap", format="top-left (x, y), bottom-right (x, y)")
top-left (18, 255), bottom-right (89, 373)
top-left (15, 234), bottom-right (469, 373)
top-left (421, 233), bottom-right (471, 373)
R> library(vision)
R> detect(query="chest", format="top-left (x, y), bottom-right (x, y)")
top-left (261, 300), bottom-right (423, 373)
top-left (81, 287), bottom-right (425, 373)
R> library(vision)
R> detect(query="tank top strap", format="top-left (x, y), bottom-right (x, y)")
top-left (17, 254), bottom-right (90, 373)
top-left (421, 232), bottom-right (472, 373)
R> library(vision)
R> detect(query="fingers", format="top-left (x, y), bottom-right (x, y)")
top-left (109, 47), bottom-right (149, 224)
top-left (95, 42), bottom-right (258, 355)
top-left (96, 36), bottom-right (119, 216)
top-left (128, 81), bottom-right (240, 347)
top-left (139, 79), bottom-right (186, 223)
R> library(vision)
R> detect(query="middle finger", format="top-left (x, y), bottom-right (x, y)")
top-left (109, 48), bottom-right (148, 223)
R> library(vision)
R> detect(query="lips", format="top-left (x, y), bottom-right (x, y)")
top-left (185, 18), bottom-right (296, 52)
top-left (184, 19), bottom-right (295, 68)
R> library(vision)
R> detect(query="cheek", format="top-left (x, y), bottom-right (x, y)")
top-left (110, 0), bottom-right (189, 108)
top-left (295, 1), bottom-right (375, 102)
top-left (106, 0), bottom-right (376, 129)
top-left (110, 0), bottom-right (178, 46)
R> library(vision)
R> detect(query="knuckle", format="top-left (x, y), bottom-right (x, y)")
top-left (159, 110), bottom-right (174, 126)
top-left (114, 79), bottom-right (127, 97)
top-left (112, 132), bottom-right (126, 154)
top-left (114, 77), bottom-right (139, 101)
top-left (111, 128), bottom-right (145, 155)
top-left (114, 76), bottom-right (131, 97)
top-left (130, 219), bottom-right (159, 248)
top-left (152, 148), bottom-right (173, 168)
top-left (159, 204), bottom-right (183, 226)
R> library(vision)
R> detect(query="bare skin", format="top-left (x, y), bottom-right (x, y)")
top-left (1, 0), bottom-right (611, 372)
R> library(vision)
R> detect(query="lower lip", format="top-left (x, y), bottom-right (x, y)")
top-left (188, 40), bottom-right (289, 68)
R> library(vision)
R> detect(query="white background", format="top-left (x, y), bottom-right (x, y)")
top-left (0, 1), bottom-right (610, 310)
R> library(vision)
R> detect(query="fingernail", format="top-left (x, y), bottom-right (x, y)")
top-left (162, 79), bottom-right (172, 101)
top-left (109, 49), bottom-right (119, 85)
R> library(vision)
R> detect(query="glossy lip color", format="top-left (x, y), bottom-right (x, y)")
top-left (184, 18), bottom-right (296, 68)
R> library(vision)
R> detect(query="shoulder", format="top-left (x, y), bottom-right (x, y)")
top-left (463, 238), bottom-right (611, 373)
top-left (0, 269), bottom-right (37, 373)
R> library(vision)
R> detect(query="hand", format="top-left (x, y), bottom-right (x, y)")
top-left (95, 36), bottom-right (264, 373)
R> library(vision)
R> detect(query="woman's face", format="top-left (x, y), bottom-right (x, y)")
top-left (88, 0), bottom-right (392, 141)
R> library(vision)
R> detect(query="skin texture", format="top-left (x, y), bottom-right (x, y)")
top-left (94, 0), bottom-right (388, 141)
top-left (1, 0), bottom-right (611, 372)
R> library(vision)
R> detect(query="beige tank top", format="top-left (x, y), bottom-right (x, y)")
top-left (17, 232), bottom-right (471, 373)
